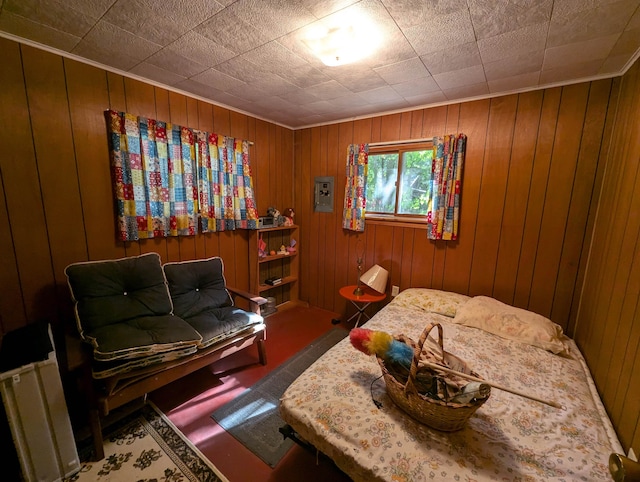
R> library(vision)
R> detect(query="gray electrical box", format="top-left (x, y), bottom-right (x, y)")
top-left (314, 176), bottom-right (334, 212)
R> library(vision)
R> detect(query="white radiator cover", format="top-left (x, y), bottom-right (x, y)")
top-left (0, 331), bottom-right (80, 481)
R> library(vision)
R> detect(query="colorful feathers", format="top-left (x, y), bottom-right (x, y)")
top-left (350, 328), bottom-right (414, 369)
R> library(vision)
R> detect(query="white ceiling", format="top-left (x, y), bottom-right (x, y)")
top-left (1, 0), bottom-right (639, 129)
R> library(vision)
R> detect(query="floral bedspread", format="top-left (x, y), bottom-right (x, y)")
top-left (279, 299), bottom-right (622, 481)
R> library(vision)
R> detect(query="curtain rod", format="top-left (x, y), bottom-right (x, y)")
top-left (368, 137), bottom-right (433, 147)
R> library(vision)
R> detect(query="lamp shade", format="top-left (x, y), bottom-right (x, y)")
top-left (360, 264), bottom-right (389, 294)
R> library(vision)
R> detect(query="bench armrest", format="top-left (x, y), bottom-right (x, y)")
top-left (227, 286), bottom-right (268, 314)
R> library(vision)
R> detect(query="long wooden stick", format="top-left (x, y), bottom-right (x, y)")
top-left (420, 360), bottom-right (563, 409)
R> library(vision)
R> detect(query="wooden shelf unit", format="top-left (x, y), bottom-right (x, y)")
top-left (249, 225), bottom-right (299, 308)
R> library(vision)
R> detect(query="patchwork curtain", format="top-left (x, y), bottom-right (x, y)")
top-left (427, 134), bottom-right (466, 240)
top-left (198, 133), bottom-right (258, 232)
top-left (106, 109), bottom-right (257, 241)
top-left (342, 143), bottom-right (369, 232)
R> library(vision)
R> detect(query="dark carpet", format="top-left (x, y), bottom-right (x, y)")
top-left (211, 327), bottom-right (348, 467)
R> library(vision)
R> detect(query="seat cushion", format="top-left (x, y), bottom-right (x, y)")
top-left (185, 306), bottom-right (264, 349)
top-left (163, 257), bottom-right (233, 318)
top-left (65, 253), bottom-right (202, 361)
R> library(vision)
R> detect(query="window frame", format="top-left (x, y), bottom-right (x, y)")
top-left (365, 141), bottom-right (433, 224)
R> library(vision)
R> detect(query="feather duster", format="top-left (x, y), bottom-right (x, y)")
top-left (350, 328), bottom-right (414, 369)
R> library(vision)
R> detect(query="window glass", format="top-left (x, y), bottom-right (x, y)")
top-left (366, 142), bottom-right (433, 219)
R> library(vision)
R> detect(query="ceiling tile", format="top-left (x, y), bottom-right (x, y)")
top-left (382, 0), bottom-right (468, 29)
top-left (245, 72), bottom-right (299, 96)
top-left (277, 64), bottom-right (332, 89)
top-left (102, 0), bottom-right (186, 45)
top-left (403, 9), bottom-right (475, 56)
top-left (3, 0), bottom-right (96, 37)
top-left (468, 0), bottom-right (553, 40)
top-left (0, 12), bottom-right (81, 51)
top-left (72, 21), bottom-right (161, 70)
top-left (227, 0), bottom-right (316, 39)
top-left (539, 59), bottom-right (605, 84)
top-left (145, 48), bottom-right (208, 78)
top-left (547, 0), bottom-right (639, 47)
top-left (392, 76), bottom-right (440, 97)
top-left (488, 71), bottom-right (540, 93)
top-left (483, 50), bottom-right (544, 81)
top-left (443, 82), bottom-right (490, 100)
top-left (191, 68), bottom-right (245, 91)
top-left (166, 31), bottom-right (236, 66)
top-left (374, 57), bottom-right (430, 85)
top-left (327, 66), bottom-right (387, 93)
top-left (403, 90), bottom-right (448, 106)
top-left (434, 64), bottom-right (486, 90)
top-left (303, 80), bottom-right (352, 100)
top-left (241, 41), bottom-right (308, 73)
top-left (478, 22), bottom-right (547, 63)
top-left (420, 42), bottom-right (482, 75)
top-left (543, 34), bottom-right (619, 70)
top-left (130, 62), bottom-right (187, 86)
top-left (214, 57), bottom-right (267, 84)
top-left (297, 0), bottom-right (359, 18)
top-left (358, 86), bottom-right (405, 103)
top-left (195, 8), bottom-right (269, 53)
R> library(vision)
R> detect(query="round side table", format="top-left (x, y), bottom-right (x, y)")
top-left (339, 285), bottom-right (386, 327)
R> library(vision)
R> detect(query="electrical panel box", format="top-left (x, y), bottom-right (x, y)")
top-left (0, 327), bottom-right (81, 481)
top-left (314, 176), bottom-right (334, 212)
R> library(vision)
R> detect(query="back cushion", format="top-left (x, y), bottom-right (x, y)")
top-left (65, 252), bottom-right (173, 335)
top-left (163, 257), bottom-right (233, 318)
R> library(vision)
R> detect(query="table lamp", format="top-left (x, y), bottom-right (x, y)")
top-left (359, 264), bottom-right (389, 294)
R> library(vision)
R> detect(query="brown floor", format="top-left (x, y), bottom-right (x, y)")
top-left (150, 304), bottom-right (353, 482)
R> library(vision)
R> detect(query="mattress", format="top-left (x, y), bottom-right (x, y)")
top-left (279, 291), bottom-right (622, 481)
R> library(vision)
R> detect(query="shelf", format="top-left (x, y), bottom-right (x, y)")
top-left (258, 276), bottom-right (297, 293)
top-left (249, 224), bottom-right (299, 306)
top-left (259, 252), bottom-right (297, 263)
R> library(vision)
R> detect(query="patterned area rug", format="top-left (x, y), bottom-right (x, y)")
top-left (66, 402), bottom-right (227, 482)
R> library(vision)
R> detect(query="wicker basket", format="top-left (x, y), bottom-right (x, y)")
top-left (377, 322), bottom-right (490, 432)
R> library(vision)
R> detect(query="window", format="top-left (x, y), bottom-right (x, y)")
top-left (366, 142), bottom-right (433, 219)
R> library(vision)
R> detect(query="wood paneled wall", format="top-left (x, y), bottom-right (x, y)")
top-left (295, 80), bottom-right (614, 335)
top-left (0, 38), bottom-right (294, 340)
top-left (575, 58), bottom-right (640, 454)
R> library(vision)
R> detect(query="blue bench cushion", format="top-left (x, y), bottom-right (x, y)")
top-left (65, 253), bottom-right (202, 361)
top-left (163, 257), bottom-right (263, 348)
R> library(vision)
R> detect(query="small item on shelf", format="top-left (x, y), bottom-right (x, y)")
top-left (265, 277), bottom-right (282, 286)
top-left (269, 250), bottom-right (276, 256)
top-left (278, 244), bottom-right (288, 255)
top-left (258, 235), bottom-right (267, 258)
top-left (267, 206), bottom-right (285, 226)
top-left (283, 208), bottom-right (295, 226)
top-left (286, 238), bottom-right (297, 254)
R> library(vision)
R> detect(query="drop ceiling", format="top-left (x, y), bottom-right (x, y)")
top-left (1, 0), bottom-right (639, 129)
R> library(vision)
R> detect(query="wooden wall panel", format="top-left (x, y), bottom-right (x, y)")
top-left (297, 82), bottom-right (613, 332)
top-left (0, 38), bottom-right (294, 345)
top-left (575, 57), bottom-right (640, 454)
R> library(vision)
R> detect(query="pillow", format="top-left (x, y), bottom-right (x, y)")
top-left (452, 296), bottom-right (571, 356)
top-left (390, 288), bottom-right (470, 317)
top-left (65, 252), bottom-right (202, 361)
top-left (163, 257), bottom-right (233, 318)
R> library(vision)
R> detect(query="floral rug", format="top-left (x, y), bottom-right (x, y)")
top-left (66, 402), bottom-right (227, 482)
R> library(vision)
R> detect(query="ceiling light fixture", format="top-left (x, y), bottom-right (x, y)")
top-left (303, 20), bottom-right (380, 67)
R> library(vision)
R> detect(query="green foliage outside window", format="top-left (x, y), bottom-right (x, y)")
top-left (367, 147), bottom-right (433, 216)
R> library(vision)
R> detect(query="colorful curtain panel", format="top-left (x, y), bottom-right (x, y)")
top-left (106, 110), bottom-right (257, 241)
top-left (342, 143), bottom-right (369, 232)
top-left (427, 134), bottom-right (467, 240)
top-left (197, 133), bottom-right (258, 232)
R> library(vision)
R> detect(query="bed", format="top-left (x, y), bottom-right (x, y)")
top-left (279, 289), bottom-right (622, 481)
